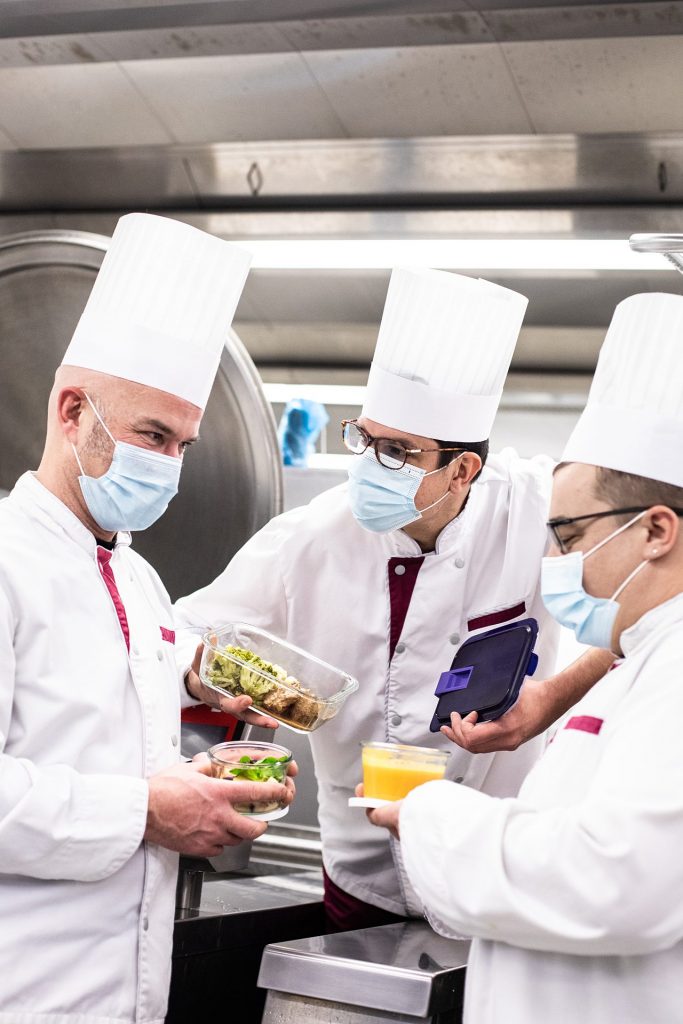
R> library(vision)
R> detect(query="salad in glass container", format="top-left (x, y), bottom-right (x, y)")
top-left (207, 740), bottom-right (293, 821)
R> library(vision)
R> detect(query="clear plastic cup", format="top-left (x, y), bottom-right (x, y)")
top-left (207, 740), bottom-right (292, 819)
top-left (361, 742), bottom-right (450, 802)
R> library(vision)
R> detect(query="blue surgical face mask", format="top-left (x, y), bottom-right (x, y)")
top-left (541, 510), bottom-right (649, 650)
top-left (72, 393), bottom-right (182, 533)
top-left (348, 449), bottom-right (463, 534)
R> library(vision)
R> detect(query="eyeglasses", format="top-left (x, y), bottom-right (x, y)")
top-left (547, 506), bottom-right (683, 554)
top-left (341, 419), bottom-right (464, 470)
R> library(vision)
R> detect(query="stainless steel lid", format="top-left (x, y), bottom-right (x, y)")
top-left (0, 229), bottom-right (282, 598)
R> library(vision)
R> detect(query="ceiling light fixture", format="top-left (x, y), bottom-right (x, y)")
top-left (233, 239), bottom-right (672, 272)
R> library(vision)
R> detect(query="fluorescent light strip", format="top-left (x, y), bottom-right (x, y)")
top-left (263, 382), bottom-right (587, 411)
top-left (263, 383), bottom-right (366, 405)
top-left (234, 239), bottom-right (672, 272)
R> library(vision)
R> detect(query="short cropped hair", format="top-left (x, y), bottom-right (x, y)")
top-left (593, 466), bottom-right (683, 516)
top-left (556, 461), bottom-right (683, 519)
top-left (435, 438), bottom-right (489, 483)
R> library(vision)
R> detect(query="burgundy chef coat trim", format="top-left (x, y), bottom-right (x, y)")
top-left (96, 547), bottom-right (130, 652)
top-left (467, 601), bottom-right (526, 631)
top-left (322, 867), bottom-right (408, 932)
top-left (160, 626), bottom-right (175, 644)
top-left (388, 556), bottom-right (425, 660)
top-left (565, 715), bottom-right (603, 735)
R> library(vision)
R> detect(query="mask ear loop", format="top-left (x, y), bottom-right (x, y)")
top-left (419, 453), bottom-right (467, 515)
top-left (611, 558), bottom-right (650, 601)
top-left (423, 451), bottom-right (467, 480)
top-left (72, 391), bottom-right (116, 476)
top-left (82, 391), bottom-right (117, 445)
top-left (582, 509), bottom-right (648, 562)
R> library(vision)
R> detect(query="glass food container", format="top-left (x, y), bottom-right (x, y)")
top-left (207, 740), bottom-right (293, 821)
top-left (200, 623), bottom-right (359, 732)
top-left (361, 742), bottom-right (450, 802)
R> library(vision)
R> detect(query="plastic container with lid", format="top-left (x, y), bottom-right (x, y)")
top-left (200, 622), bottom-right (359, 733)
top-left (207, 740), bottom-right (292, 821)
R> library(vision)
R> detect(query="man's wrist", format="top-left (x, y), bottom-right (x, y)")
top-left (184, 669), bottom-right (202, 702)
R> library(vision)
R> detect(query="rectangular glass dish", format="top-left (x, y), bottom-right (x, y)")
top-left (200, 622), bottom-right (359, 733)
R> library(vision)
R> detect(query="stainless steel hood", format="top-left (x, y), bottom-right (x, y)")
top-left (0, 1), bottom-right (681, 381)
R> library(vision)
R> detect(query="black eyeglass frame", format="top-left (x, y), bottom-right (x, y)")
top-left (547, 505), bottom-right (683, 554)
top-left (341, 418), bottom-right (464, 470)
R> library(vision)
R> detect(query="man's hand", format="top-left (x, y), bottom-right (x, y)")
top-left (354, 783), bottom-right (402, 840)
top-left (368, 802), bottom-right (402, 839)
top-left (185, 642), bottom-right (280, 729)
top-left (441, 648), bottom-right (616, 754)
top-left (441, 678), bottom-right (551, 754)
top-left (144, 759), bottom-right (291, 857)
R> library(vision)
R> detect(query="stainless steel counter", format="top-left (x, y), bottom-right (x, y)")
top-left (259, 921), bottom-right (469, 1023)
top-left (168, 869), bottom-right (325, 1024)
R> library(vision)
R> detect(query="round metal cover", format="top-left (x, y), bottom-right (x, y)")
top-left (0, 229), bottom-right (283, 599)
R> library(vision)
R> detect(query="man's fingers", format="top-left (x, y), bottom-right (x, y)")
top-left (355, 782), bottom-right (365, 797)
top-left (282, 777), bottom-right (297, 805)
top-left (240, 709), bottom-right (280, 729)
top-left (223, 816), bottom-right (268, 844)
top-left (217, 693), bottom-right (252, 713)
top-left (224, 778), bottom-right (288, 805)
top-left (215, 693), bottom-right (280, 729)
top-left (190, 752), bottom-right (212, 773)
top-left (286, 760), bottom-right (299, 778)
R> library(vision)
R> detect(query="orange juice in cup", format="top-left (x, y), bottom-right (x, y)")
top-left (361, 742), bottom-right (450, 802)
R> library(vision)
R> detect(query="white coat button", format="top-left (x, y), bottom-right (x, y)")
top-left (391, 714), bottom-right (402, 726)
top-left (394, 642), bottom-right (406, 654)
top-left (394, 564), bottom-right (406, 576)
top-left (449, 633), bottom-right (460, 646)
top-left (171, 734), bottom-right (178, 747)
top-left (455, 776), bottom-right (464, 784)
top-left (131, 644), bottom-right (139, 656)
top-left (156, 649), bottom-right (164, 661)
top-left (454, 557), bottom-right (465, 569)
top-left (142, 916), bottom-right (149, 931)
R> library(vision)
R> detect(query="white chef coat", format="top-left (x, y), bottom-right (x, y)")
top-left (175, 448), bottom-right (560, 916)
top-left (0, 473), bottom-right (190, 1024)
top-left (399, 592), bottom-right (683, 1024)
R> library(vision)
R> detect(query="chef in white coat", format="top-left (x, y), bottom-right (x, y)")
top-left (0, 213), bottom-right (293, 1024)
top-left (176, 266), bottom-right (613, 930)
top-left (369, 291), bottom-right (683, 1023)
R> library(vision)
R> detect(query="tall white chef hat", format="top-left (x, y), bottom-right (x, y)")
top-left (361, 268), bottom-right (529, 441)
top-left (61, 213), bottom-right (252, 410)
top-left (563, 293), bottom-right (683, 488)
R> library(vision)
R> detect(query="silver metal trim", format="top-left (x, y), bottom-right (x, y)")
top-left (3, 133), bottom-right (683, 210)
